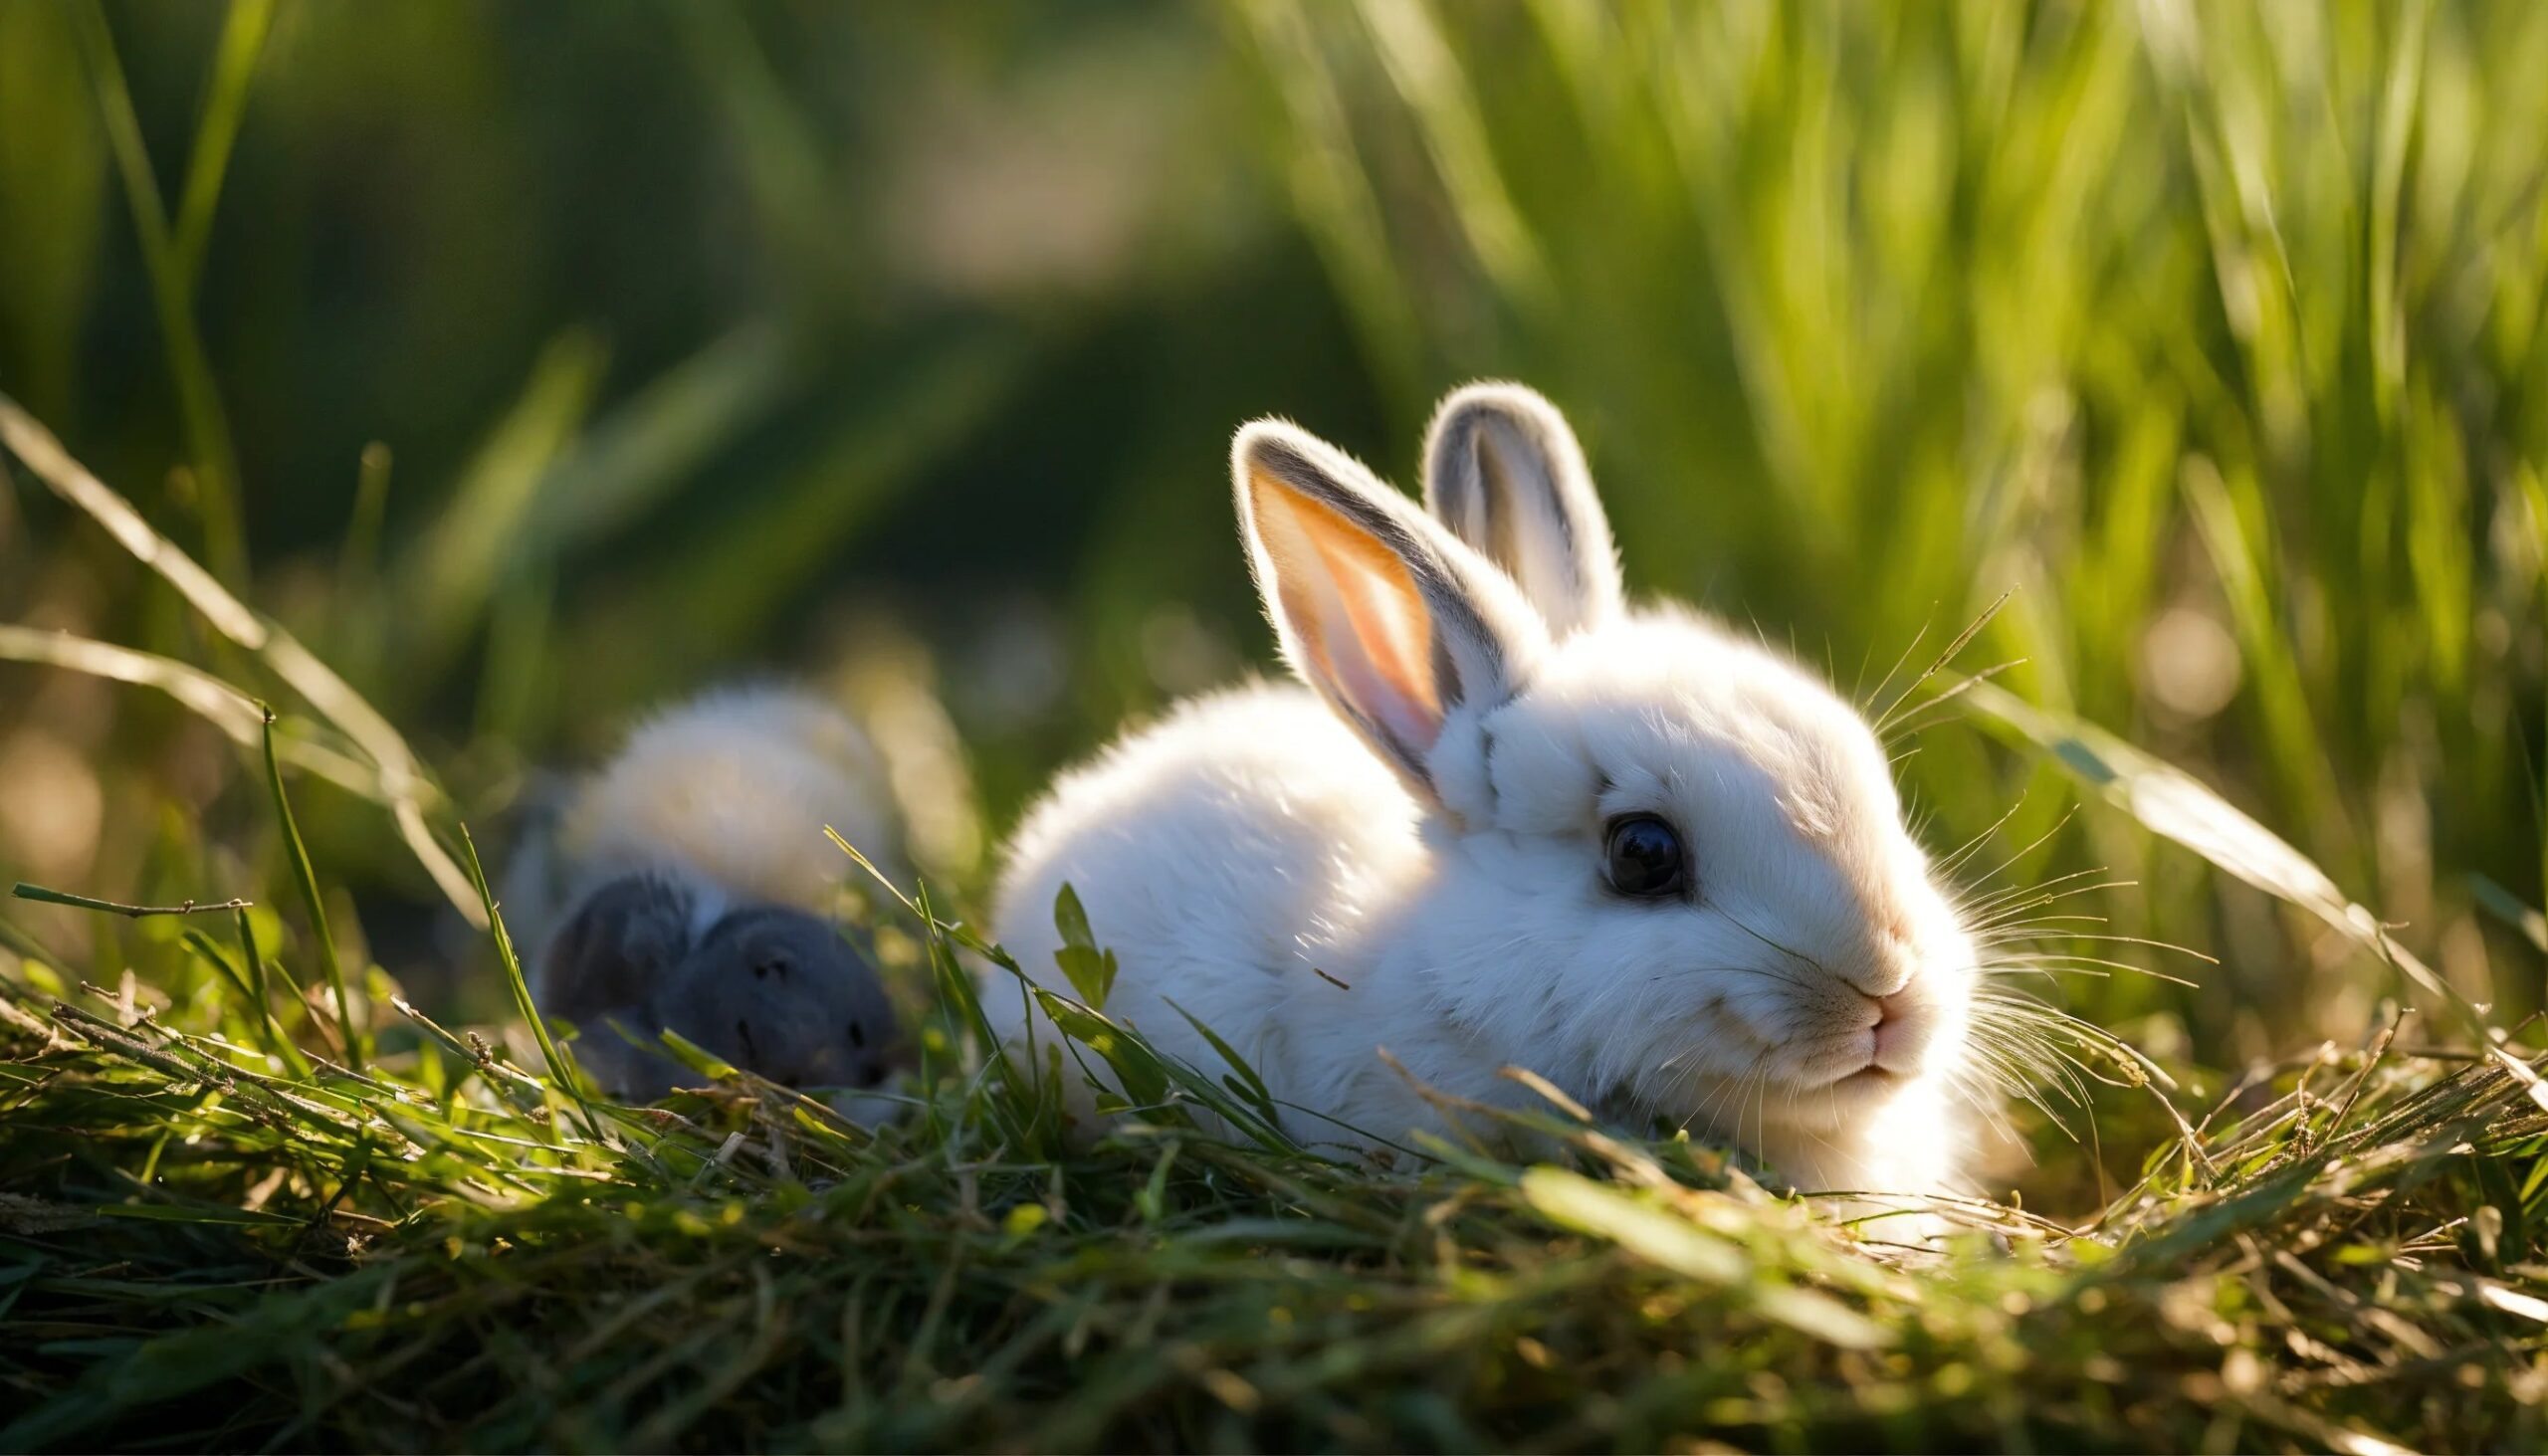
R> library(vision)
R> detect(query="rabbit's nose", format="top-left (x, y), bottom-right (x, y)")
top-left (774, 1045), bottom-right (865, 1092)
top-left (1870, 990), bottom-right (1925, 1064)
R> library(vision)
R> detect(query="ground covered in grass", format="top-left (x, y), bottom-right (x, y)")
top-left (4, 869), bottom-right (2547, 1452)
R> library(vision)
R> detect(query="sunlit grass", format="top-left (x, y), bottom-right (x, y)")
top-left (4, 810), bottom-right (2545, 1450)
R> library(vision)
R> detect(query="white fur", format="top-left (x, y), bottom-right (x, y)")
top-left (517, 687), bottom-right (900, 984)
top-left (987, 386), bottom-right (1980, 1209)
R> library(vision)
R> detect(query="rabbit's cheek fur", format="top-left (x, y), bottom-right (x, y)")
top-left (1410, 721), bottom-right (1976, 1126)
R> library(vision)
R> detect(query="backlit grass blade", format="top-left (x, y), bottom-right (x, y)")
top-left (221, 906), bottom-right (307, 1077)
top-left (66, 0), bottom-right (249, 585)
top-left (259, 707), bottom-right (359, 1073)
top-left (0, 625), bottom-right (389, 800)
top-left (168, 0), bottom-right (274, 295)
top-left (399, 328), bottom-right (605, 675)
top-left (455, 823), bottom-right (602, 1144)
top-left (1968, 681), bottom-right (2548, 1110)
top-left (0, 393), bottom-right (484, 924)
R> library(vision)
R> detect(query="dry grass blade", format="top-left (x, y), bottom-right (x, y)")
top-left (13, 884), bottom-right (248, 919)
top-left (0, 624), bottom-right (403, 800)
top-left (0, 392), bottom-right (484, 926)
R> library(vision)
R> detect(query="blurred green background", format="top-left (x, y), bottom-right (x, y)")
top-left (2, 1), bottom-right (2542, 1204)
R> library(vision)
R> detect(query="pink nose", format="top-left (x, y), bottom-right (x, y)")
top-left (1870, 991), bottom-right (1918, 1060)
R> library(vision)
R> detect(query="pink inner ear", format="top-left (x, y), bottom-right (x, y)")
top-left (1314, 558), bottom-right (1442, 754)
top-left (1254, 473), bottom-right (1444, 755)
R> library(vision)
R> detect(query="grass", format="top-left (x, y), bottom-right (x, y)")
top-left (6, 800), bottom-right (2548, 1452)
top-left (2, 1), bottom-right (2546, 1450)
top-left (1, 805), bottom-right (2545, 1451)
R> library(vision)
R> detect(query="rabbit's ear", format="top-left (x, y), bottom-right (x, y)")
top-left (537, 873), bottom-right (695, 1023)
top-left (1421, 382), bottom-right (1621, 635)
top-left (1235, 420), bottom-right (1547, 805)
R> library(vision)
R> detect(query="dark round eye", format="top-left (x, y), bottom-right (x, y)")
top-left (754, 956), bottom-right (788, 980)
top-left (1603, 813), bottom-right (1686, 899)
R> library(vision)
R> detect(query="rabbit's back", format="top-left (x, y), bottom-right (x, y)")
top-left (985, 682), bottom-right (1426, 1105)
top-left (555, 686), bottom-right (898, 917)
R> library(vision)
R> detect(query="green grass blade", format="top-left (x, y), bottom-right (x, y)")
top-left (258, 706), bottom-right (360, 1072)
top-left (66, 0), bottom-right (248, 585)
top-left (399, 328), bottom-right (606, 675)
top-left (454, 824), bottom-right (602, 1144)
top-left (1967, 680), bottom-right (2548, 1110)
top-left (168, 0), bottom-right (274, 296)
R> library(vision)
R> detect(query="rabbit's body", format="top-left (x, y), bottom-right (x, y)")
top-left (540, 687), bottom-right (899, 925)
top-left (510, 687), bottom-right (903, 1100)
top-left (992, 682), bottom-right (1438, 1140)
top-left (988, 384), bottom-right (1981, 1206)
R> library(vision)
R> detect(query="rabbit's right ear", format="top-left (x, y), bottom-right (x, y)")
top-left (538, 873), bottom-right (695, 1023)
top-left (1234, 420), bottom-right (1547, 810)
top-left (1422, 382), bottom-right (1621, 635)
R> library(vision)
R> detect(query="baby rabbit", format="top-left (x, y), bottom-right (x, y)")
top-left (987, 384), bottom-right (1980, 1205)
top-left (506, 687), bottom-right (902, 1101)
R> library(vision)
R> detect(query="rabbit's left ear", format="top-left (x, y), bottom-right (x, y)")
top-left (1422, 382), bottom-right (1621, 635)
top-left (1234, 419), bottom-right (1546, 811)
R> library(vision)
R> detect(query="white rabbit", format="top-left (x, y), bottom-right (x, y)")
top-left (505, 687), bottom-right (904, 1100)
top-left (986, 384), bottom-right (1980, 1210)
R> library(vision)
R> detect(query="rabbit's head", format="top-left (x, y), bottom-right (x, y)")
top-left (1233, 385), bottom-right (1975, 1149)
top-left (540, 874), bottom-right (900, 1099)
top-left (651, 906), bottom-right (900, 1093)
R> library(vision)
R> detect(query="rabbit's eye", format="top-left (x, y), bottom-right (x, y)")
top-left (753, 956), bottom-right (789, 980)
top-left (1603, 813), bottom-right (1687, 899)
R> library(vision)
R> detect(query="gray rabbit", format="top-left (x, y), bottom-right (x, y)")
top-left (505, 688), bottom-right (903, 1101)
